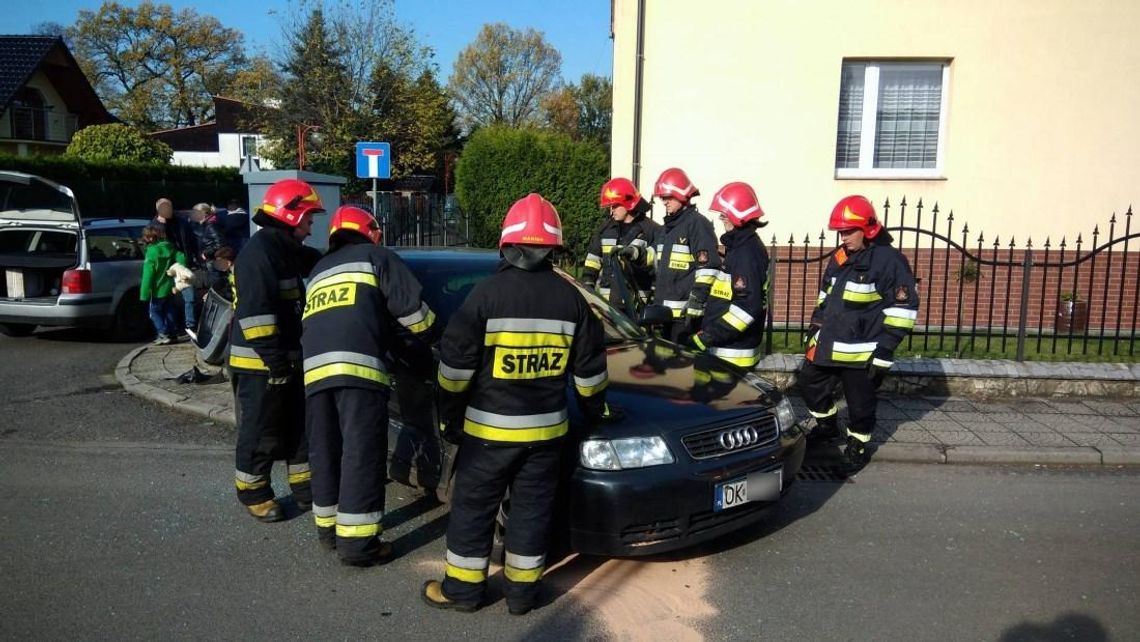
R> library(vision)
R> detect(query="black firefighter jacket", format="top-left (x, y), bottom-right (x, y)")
top-left (582, 204), bottom-right (660, 304)
top-left (300, 239), bottom-right (438, 396)
top-left (694, 226), bottom-right (770, 368)
top-left (436, 262), bottom-right (608, 444)
top-left (653, 205), bottom-right (721, 318)
top-left (228, 226), bottom-right (320, 377)
top-left (806, 231), bottom-right (919, 369)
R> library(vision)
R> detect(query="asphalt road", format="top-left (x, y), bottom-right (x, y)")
top-left (2, 331), bottom-right (1138, 641)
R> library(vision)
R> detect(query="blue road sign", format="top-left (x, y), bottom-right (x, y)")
top-left (355, 142), bottom-right (391, 179)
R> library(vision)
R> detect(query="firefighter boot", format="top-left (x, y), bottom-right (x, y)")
top-left (808, 416), bottom-right (841, 445)
top-left (421, 580), bottom-right (481, 613)
top-left (246, 499), bottom-right (284, 523)
top-left (844, 431), bottom-right (873, 470)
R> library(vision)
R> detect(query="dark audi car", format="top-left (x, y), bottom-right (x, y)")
top-left (386, 248), bottom-right (806, 556)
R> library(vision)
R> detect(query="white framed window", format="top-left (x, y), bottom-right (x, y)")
top-left (241, 135), bottom-right (258, 159)
top-left (835, 60), bottom-right (950, 179)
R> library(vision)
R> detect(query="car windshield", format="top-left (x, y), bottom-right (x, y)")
top-left (405, 255), bottom-right (644, 344)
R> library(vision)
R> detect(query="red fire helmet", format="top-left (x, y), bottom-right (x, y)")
top-left (599, 177), bottom-right (641, 211)
top-left (499, 193), bottom-right (563, 248)
top-left (708, 182), bottom-right (765, 226)
top-left (828, 195), bottom-right (882, 239)
top-left (652, 167), bottom-right (699, 204)
top-left (259, 179), bottom-right (325, 227)
top-left (329, 206), bottom-right (381, 245)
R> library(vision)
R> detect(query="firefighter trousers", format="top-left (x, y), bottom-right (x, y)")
top-left (442, 439), bottom-right (561, 608)
top-left (306, 387), bottom-right (390, 563)
top-left (232, 371), bottom-right (311, 506)
top-left (797, 362), bottom-right (881, 436)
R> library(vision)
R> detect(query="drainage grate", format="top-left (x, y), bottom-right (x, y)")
top-left (795, 464), bottom-right (850, 483)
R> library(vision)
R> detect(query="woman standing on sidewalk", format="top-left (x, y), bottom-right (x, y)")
top-left (140, 225), bottom-right (187, 345)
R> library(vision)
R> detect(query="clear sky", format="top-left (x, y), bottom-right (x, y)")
top-left (9, 0), bottom-right (614, 83)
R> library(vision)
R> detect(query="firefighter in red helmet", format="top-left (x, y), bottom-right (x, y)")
top-left (422, 194), bottom-right (609, 615)
top-left (301, 206), bottom-right (437, 565)
top-left (229, 178), bottom-right (325, 522)
top-left (688, 182), bottom-right (771, 371)
top-left (800, 195), bottom-right (918, 468)
top-left (650, 167), bottom-right (721, 342)
top-left (582, 177), bottom-right (660, 309)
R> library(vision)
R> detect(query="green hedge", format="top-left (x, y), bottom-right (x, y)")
top-left (454, 127), bottom-right (608, 262)
top-left (0, 154), bottom-right (244, 219)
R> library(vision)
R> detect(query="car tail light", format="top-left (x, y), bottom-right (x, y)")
top-left (62, 269), bottom-right (92, 294)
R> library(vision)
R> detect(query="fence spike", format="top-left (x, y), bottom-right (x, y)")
top-left (818, 230), bottom-right (826, 242)
top-left (883, 196), bottom-right (890, 209)
top-left (1059, 236), bottom-right (1066, 249)
top-left (960, 221), bottom-right (968, 234)
top-left (1110, 213), bottom-right (1117, 225)
top-left (1043, 237), bottom-right (1051, 248)
top-left (1008, 237), bottom-right (1016, 248)
top-left (1076, 233), bottom-right (1083, 245)
top-left (771, 234), bottom-right (778, 245)
top-left (802, 234), bottom-right (811, 244)
top-left (916, 197), bottom-right (924, 210)
top-left (993, 236), bottom-right (1001, 248)
top-left (977, 231), bottom-right (984, 244)
top-left (1026, 237), bottom-right (1033, 248)
top-left (1126, 205), bottom-right (1133, 218)
top-left (788, 234), bottom-right (796, 244)
top-left (932, 202), bottom-right (940, 215)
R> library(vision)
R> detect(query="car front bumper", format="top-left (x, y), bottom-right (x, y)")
top-left (568, 432), bottom-right (807, 557)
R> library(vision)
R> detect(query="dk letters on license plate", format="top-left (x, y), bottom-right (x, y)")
top-left (714, 470), bottom-right (782, 512)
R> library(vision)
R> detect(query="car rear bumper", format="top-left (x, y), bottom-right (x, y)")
top-left (568, 432), bottom-right (807, 557)
top-left (0, 294), bottom-right (114, 327)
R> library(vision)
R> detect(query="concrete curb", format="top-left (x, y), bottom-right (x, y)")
top-left (115, 346), bottom-right (229, 425)
top-left (117, 346), bottom-right (1138, 466)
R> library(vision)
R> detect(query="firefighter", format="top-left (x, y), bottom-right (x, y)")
top-left (422, 194), bottom-right (609, 615)
top-left (581, 177), bottom-right (660, 309)
top-left (688, 182), bottom-right (770, 371)
top-left (229, 178), bottom-right (325, 522)
top-left (651, 167), bottom-right (721, 342)
top-left (301, 206), bottom-right (438, 566)
top-left (800, 195), bottom-right (919, 467)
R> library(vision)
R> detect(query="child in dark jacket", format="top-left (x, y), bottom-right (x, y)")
top-left (140, 225), bottom-right (187, 344)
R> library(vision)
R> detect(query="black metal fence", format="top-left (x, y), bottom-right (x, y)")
top-left (766, 198), bottom-right (1139, 360)
top-left (341, 192), bottom-right (470, 248)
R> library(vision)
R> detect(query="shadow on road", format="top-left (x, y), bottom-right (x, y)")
top-left (1000, 612), bottom-right (1108, 642)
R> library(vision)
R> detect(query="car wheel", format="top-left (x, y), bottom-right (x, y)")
top-left (0, 322), bottom-right (36, 337)
top-left (109, 292), bottom-right (151, 341)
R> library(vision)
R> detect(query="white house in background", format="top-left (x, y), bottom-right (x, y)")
top-left (149, 96), bottom-right (274, 169)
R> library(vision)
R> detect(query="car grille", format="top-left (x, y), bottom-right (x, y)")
top-left (681, 416), bottom-right (779, 460)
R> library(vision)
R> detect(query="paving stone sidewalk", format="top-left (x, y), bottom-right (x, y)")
top-left (117, 343), bottom-right (1140, 466)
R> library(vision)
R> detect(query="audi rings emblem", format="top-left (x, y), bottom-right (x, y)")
top-left (718, 425), bottom-right (760, 450)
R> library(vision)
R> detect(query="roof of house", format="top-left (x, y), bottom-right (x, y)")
top-left (0, 35), bottom-right (59, 109)
top-left (0, 35), bottom-right (114, 125)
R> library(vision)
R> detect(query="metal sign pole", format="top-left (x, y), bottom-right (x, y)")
top-left (372, 178), bottom-right (382, 245)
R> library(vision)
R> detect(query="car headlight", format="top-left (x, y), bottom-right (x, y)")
top-left (579, 437), bottom-right (675, 470)
top-left (776, 397), bottom-right (797, 434)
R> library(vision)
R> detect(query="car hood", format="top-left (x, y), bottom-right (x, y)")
top-left (0, 172), bottom-right (81, 227)
top-left (574, 339), bottom-right (783, 439)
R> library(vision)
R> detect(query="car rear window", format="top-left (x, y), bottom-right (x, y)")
top-left (0, 229), bottom-right (77, 255)
top-left (87, 227), bottom-right (142, 262)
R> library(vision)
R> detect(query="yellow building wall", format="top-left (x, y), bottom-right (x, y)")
top-left (611, 0), bottom-right (1140, 246)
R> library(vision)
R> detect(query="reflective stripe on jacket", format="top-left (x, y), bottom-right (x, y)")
top-left (697, 226), bottom-right (770, 368)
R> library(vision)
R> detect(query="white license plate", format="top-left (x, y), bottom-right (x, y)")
top-left (714, 470), bottom-right (782, 512)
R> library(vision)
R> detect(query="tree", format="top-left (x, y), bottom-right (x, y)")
top-left (574, 74), bottom-right (612, 147)
top-left (31, 22), bottom-right (68, 39)
top-left (448, 23), bottom-right (562, 130)
top-left (68, 1), bottom-right (250, 129)
top-left (540, 87), bottom-right (578, 138)
top-left (65, 124), bottom-right (172, 164)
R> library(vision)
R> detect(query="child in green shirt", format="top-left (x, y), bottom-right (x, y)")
top-left (140, 225), bottom-right (187, 344)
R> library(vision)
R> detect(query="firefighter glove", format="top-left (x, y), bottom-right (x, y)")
top-left (688, 331), bottom-right (708, 352)
top-left (618, 244), bottom-right (643, 262)
top-left (267, 375), bottom-right (291, 386)
top-left (439, 420), bottom-right (463, 445)
top-left (803, 323), bottom-right (821, 346)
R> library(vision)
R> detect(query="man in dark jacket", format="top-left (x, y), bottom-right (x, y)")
top-left (800, 195), bottom-right (919, 468)
top-left (582, 177), bottom-right (660, 311)
top-left (302, 205), bottom-right (438, 566)
top-left (228, 179), bottom-right (324, 523)
top-left (422, 194), bottom-right (609, 616)
top-left (155, 197), bottom-right (201, 333)
top-left (689, 182), bottom-right (770, 371)
top-left (650, 167), bottom-right (721, 342)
